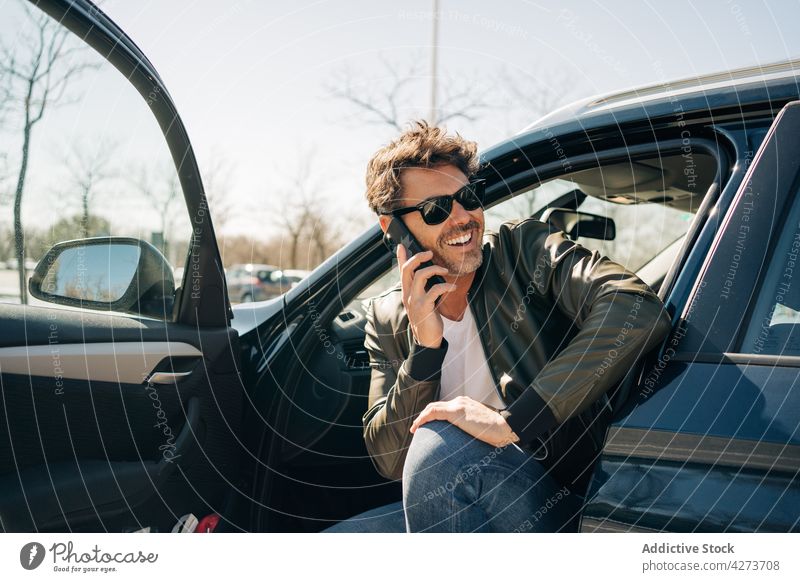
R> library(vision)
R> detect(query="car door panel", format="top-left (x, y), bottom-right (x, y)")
top-left (583, 457), bottom-right (800, 532)
top-left (0, 304), bottom-right (244, 532)
top-left (0, 342), bottom-right (201, 382)
top-left (582, 361), bottom-right (800, 532)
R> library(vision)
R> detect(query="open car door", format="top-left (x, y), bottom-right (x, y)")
top-left (0, 0), bottom-right (245, 532)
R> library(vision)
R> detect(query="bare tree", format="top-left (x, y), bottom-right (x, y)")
top-left (306, 212), bottom-right (345, 267)
top-left (130, 163), bottom-right (182, 259)
top-left (26, 213), bottom-right (111, 261)
top-left (0, 2), bottom-right (95, 303)
top-left (279, 206), bottom-right (310, 269)
top-left (61, 139), bottom-right (117, 238)
top-left (270, 149), bottom-right (343, 268)
top-left (326, 53), bottom-right (493, 130)
top-left (0, 150), bottom-right (10, 218)
top-left (217, 234), bottom-right (275, 268)
top-left (326, 56), bottom-right (419, 131)
top-left (269, 149), bottom-right (335, 269)
top-left (484, 66), bottom-right (580, 221)
top-left (200, 150), bottom-right (237, 233)
top-left (497, 64), bottom-right (577, 134)
top-left (0, 71), bottom-right (11, 199)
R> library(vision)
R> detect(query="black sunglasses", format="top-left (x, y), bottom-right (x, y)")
top-left (380, 179), bottom-right (485, 225)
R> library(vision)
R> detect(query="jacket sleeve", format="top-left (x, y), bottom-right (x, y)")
top-left (361, 296), bottom-right (448, 481)
top-left (499, 220), bottom-right (673, 447)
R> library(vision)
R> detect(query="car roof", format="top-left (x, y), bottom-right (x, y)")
top-left (521, 58), bottom-right (800, 133)
top-left (479, 58), bottom-right (800, 168)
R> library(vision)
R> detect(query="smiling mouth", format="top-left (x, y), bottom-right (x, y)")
top-left (443, 230), bottom-right (473, 247)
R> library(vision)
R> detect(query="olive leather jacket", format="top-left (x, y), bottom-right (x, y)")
top-left (362, 218), bottom-right (673, 484)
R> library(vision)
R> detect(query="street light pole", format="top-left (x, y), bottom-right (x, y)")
top-left (429, 0), bottom-right (439, 125)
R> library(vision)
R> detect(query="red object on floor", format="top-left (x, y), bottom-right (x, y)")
top-left (195, 514), bottom-right (221, 533)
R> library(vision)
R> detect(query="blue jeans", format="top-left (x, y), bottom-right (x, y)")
top-left (324, 420), bottom-right (581, 532)
top-left (322, 500), bottom-right (406, 533)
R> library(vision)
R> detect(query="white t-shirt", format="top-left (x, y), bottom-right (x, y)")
top-left (439, 307), bottom-right (505, 410)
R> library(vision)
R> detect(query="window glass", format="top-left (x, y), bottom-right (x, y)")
top-left (485, 179), bottom-right (574, 231)
top-left (571, 195), bottom-right (691, 274)
top-left (486, 170), bottom-right (696, 280)
top-left (0, 1), bottom-right (190, 319)
top-left (740, 187), bottom-right (800, 356)
top-left (356, 267), bottom-right (399, 302)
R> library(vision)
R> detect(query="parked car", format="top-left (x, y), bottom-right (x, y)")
top-left (1, 0), bottom-right (798, 533)
top-left (4, 257), bottom-right (38, 271)
top-left (274, 268), bottom-right (310, 291)
top-left (225, 263), bottom-right (281, 303)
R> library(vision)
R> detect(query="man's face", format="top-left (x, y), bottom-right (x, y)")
top-left (380, 164), bottom-right (485, 277)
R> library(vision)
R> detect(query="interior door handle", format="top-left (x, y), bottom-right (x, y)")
top-left (146, 370), bottom-right (193, 384)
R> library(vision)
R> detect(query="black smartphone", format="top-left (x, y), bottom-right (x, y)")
top-left (383, 218), bottom-right (446, 304)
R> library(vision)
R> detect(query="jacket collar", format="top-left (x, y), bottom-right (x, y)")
top-left (467, 235), bottom-right (493, 301)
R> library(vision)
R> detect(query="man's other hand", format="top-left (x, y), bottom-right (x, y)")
top-left (410, 395), bottom-right (520, 447)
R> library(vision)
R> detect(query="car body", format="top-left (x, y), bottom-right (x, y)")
top-left (4, 258), bottom-right (38, 271)
top-left (225, 263), bottom-right (282, 303)
top-left (274, 269), bottom-right (310, 292)
top-left (0, 0), bottom-right (798, 533)
top-left (278, 269), bottom-right (310, 284)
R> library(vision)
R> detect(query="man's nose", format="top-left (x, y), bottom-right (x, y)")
top-left (448, 199), bottom-right (472, 224)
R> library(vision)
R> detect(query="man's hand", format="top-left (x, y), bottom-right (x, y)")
top-left (409, 395), bottom-right (520, 447)
top-left (397, 244), bottom-right (456, 349)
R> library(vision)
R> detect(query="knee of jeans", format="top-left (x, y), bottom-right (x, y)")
top-left (402, 420), bottom-right (475, 484)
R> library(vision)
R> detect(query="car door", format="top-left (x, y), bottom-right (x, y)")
top-left (0, 0), bottom-right (244, 532)
top-left (582, 101), bottom-right (800, 532)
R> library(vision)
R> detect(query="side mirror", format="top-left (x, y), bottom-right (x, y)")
top-left (29, 237), bottom-right (175, 319)
top-left (540, 207), bottom-right (616, 241)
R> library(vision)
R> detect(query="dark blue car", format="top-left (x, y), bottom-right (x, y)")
top-left (0, 0), bottom-right (798, 532)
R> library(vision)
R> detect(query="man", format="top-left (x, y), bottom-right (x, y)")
top-left (327, 121), bottom-right (672, 533)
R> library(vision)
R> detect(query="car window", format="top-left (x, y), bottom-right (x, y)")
top-left (485, 179), bottom-right (575, 231)
top-left (0, 2), bottom-right (191, 320)
top-left (739, 185), bottom-right (800, 356)
top-left (570, 195), bottom-right (691, 273)
top-left (356, 267), bottom-right (399, 302)
top-left (487, 184), bottom-right (694, 277)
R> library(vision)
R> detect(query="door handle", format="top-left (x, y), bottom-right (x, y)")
top-left (146, 370), bottom-right (193, 384)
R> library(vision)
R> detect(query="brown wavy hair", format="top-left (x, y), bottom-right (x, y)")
top-left (365, 120), bottom-right (480, 214)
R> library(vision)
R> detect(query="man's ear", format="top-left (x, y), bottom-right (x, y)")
top-left (378, 214), bottom-right (391, 234)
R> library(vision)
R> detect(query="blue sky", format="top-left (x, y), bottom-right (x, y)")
top-left (98, 0), bottom-right (800, 233)
top-left (4, 0), bottom-right (800, 238)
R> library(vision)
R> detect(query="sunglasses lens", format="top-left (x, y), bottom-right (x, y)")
top-left (421, 197), bottom-right (452, 225)
top-left (458, 182), bottom-right (483, 210)
top-left (414, 181), bottom-right (484, 225)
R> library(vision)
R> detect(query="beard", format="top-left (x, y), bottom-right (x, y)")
top-left (432, 220), bottom-right (484, 277)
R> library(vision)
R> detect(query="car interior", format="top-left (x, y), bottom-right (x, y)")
top-left (258, 149), bottom-right (719, 532)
